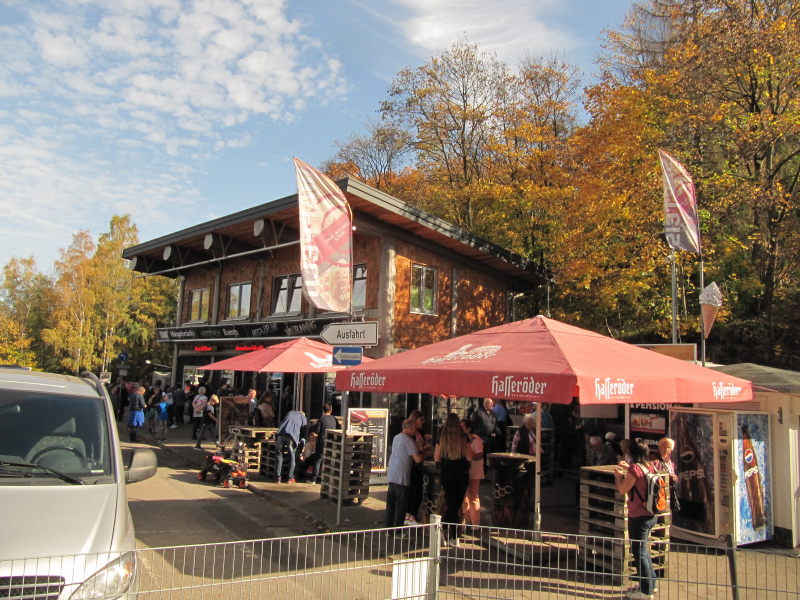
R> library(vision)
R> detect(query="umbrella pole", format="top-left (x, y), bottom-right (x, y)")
top-left (534, 403), bottom-right (542, 532)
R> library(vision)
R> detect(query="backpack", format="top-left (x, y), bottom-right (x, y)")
top-left (633, 462), bottom-right (669, 515)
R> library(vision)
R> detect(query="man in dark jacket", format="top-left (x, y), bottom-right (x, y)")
top-left (309, 403), bottom-right (338, 483)
top-left (472, 398), bottom-right (499, 453)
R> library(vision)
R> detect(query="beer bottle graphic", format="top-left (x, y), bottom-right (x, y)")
top-left (741, 425), bottom-right (766, 529)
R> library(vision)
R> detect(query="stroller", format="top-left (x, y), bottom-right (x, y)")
top-left (197, 452), bottom-right (248, 489)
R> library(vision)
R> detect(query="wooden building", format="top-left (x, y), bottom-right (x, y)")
top-left (122, 178), bottom-right (550, 418)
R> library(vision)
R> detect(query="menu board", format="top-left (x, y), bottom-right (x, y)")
top-left (628, 402), bottom-right (674, 451)
top-left (348, 408), bottom-right (389, 472)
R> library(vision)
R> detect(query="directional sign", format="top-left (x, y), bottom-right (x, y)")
top-left (320, 321), bottom-right (378, 346)
top-left (117, 351), bottom-right (129, 362)
top-left (332, 346), bottom-right (363, 366)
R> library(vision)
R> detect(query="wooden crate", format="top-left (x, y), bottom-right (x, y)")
top-left (258, 440), bottom-right (293, 480)
top-left (320, 430), bottom-right (373, 504)
top-left (229, 426), bottom-right (276, 442)
top-left (577, 465), bottom-right (671, 581)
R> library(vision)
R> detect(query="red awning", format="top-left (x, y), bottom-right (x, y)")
top-left (198, 337), bottom-right (370, 373)
top-left (335, 316), bottom-right (752, 405)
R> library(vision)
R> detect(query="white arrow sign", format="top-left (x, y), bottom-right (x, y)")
top-left (321, 322), bottom-right (379, 346)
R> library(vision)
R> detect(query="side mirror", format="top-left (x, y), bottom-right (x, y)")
top-left (125, 448), bottom-right (158, 483)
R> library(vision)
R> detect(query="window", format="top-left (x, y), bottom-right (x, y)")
top-left (410, 264), bottom-right (437, 315)
top-left (352, 264), bottom-right (367, 310)
top-left (272, 274), bottom-right (303, 315)
top-left (227, 282), bottom-right (251, 319)
top-left (189, 288), bottom-right (210, 322)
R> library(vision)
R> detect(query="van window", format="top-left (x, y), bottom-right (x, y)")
top-left (0, 391), bottom-right (113, 483)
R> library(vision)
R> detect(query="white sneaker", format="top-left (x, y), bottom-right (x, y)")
top-left (625, 590), bottom-right (653, 600)
top-left (170, 425), bottom-right (178, 429)
top-left (403, 517), bottom-right (418, 526)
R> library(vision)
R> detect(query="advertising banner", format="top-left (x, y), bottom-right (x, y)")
top-left (294, 157), bottom-right (352, 313)
top-left (734, 413), bottom-right (772, 544)
top-left (658, 149), bottom-right (701, 255)
top-left (671, 411), bottom-right (716, 535)
top-left (628, 402), bottom-right (674, 451)
top-left (348, 408), bottom-right (389, 472)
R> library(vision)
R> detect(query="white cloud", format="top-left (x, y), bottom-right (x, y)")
top-left (0, 0), bottom-right (348, 266)
top-left (389, 0), bottom-right (576, 65)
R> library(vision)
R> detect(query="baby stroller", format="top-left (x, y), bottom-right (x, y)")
top-left (197, 452), bottom-right (248, 488)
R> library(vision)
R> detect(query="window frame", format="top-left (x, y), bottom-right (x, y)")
top-left (409, 263), bottom-right (437, 316)
top-left (226, 281), bottom-right (252, 320)
top-left (188, 287), bottom-right (210, 323)
top-left (271, 274), bottom-right (303, 316)
top-left (352, 264), bottom-right (367, 311)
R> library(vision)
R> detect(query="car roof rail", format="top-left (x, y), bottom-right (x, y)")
top-left (81, 370), bottom-right (107, 398)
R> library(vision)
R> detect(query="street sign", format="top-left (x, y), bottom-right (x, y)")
top-left (332, 346), bottom-right (363, 366)
top-left (118, 351), bottom-right (129, 362)
top-left (320, 321), bottom-right (378, 346)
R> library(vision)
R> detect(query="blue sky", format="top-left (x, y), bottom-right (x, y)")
top-left (0, 0), bottom-right (632, 271)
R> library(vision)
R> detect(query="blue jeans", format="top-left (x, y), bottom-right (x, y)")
top-left (628, 515), bottom-right (657, 594)
top-left (386, 483), bottom-right (409, 527)
top-left (275, 434), bottom-right (297, 480)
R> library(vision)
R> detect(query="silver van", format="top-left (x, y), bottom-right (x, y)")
top-left (0, 368), bottom-right (157, 600)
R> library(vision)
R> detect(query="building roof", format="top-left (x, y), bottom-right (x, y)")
top-left (122, 177), bottom-right (551, 289)
top-left (711, 363), bottom-right (800, 394)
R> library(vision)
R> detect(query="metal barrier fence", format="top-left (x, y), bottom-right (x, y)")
top-left (2, 521), bottom-right (798, 599)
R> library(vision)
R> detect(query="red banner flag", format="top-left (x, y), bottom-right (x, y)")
top-left (658, 149), bottom-right (701, 255)
top-left (293, 157), bottom-right (352, 313)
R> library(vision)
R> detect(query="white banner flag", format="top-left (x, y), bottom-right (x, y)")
top-left (658, 149), bottom-right (701, 255)
top-left (293, 157), bottom-right (352, 313)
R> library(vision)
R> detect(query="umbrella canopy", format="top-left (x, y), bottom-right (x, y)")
top-left (335, 315), bottom-right (752, 404)
top-left (199, 337), bottom-right (368, 373)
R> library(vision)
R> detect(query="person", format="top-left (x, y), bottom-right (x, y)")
top-left (405, 409), bottom-right (432, 525)
top-left (246, 389), bottom-right (258, 425)
top-left (619, 438), bottom-right (633, 464)
top-left (145, 381), bottom-right (162, 434)
top-left (587, 435), bottom-right (617, 466)
top-left (435, 412), bottom-right (474, 547)
top-left (492, 399), bottom-right (511, 447)
top-left (461, 419), bottom-right (484, 527)
top-left (155, 391), bottom-right (170, 441)
top-left (511, 413), bottom-right (537, 455)
top-left (614, 441), bottom-right (660, 599)
top-left (171, 384), bottom-right (186, 427)
top-left (385, 420), bottom-right (423, 532)
top-left (657, 437), bottom-right (676, 480)
top-left (255, 391), bottom-right (276, 427)
top-left (127, 386), bottom-right (146, 443)
top-left (274, 409), bottom-right (307, 483)
top-left (309, 403), bottom-right (337, 483)
top-left (216, 379), bottom-right (232, 397)
top-left (191, 387), bottom-right (208, 440)
top-left (605, 431), bottom-right (622, 458)
top-left (472, 398), bottom-right (499, 454)
top-left (195, 395), bottom-right (219, 449)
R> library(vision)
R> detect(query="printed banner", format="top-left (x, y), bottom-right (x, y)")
top-left (658, 149), bottom-right (701, 255)
top-left (734, 413), bottom-right (772, 544)
top-left (348, 408), bottom-right (389, 472)
top-left (293, 157), bottom-right (352, 313)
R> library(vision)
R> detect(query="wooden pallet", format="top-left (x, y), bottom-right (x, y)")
top-left (229, 426), bottom-right (276, 441)
top-left (319, 429), bottom-right (372, 503)
top-left (577, 465), bottom-right (671, 580)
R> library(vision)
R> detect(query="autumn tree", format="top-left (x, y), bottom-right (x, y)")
top-left (0, 256), bottom-right (55, 369)
top-left (381, 39), bottom-right (511, 228)
top-left (0, 315), bottom-right (36, 368)
top-left (41, 231), bottom-right (98, 374)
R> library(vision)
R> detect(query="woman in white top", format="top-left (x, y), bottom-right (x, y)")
top-left (461, 419), bottom-right (484, 526)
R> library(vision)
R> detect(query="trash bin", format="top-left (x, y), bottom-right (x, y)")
top-left (488, 452), bottom-right (536, 529)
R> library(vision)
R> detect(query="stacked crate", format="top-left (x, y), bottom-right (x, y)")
top-left (229, 427), bottom-right (274, 471)
top-left (577, 465), bottom-right (670, 580)
top-left (259, 436), bottom-right (291, 481)
top-left (319, 429), bottom-right (373, 505)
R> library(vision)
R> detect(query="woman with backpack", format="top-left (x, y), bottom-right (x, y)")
top-left (614, 440), bottom-right (660, 600)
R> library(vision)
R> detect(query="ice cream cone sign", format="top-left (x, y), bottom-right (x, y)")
top-left (699, 282), bottom-right (723, 339)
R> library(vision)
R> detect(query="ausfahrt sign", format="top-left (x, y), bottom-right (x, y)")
top-left (320, 322), bottom-right (378, 346)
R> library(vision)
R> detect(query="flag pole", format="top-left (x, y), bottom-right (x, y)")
top-left (670, 250), bottom-right (678, 343)
top-left (699, 258), bottom-right (706, 366)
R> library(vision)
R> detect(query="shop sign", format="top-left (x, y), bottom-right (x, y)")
top-left (156, 317), bottom-right (339, 343)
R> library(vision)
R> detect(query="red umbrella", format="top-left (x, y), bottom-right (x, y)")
top-left (335, 315), bottom-right (752, 404)
top-left (199, 337), bottom-right (369, 373)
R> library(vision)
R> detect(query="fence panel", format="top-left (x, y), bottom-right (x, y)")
top-left (2, 523), bottom-right (798, 600)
